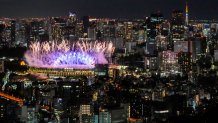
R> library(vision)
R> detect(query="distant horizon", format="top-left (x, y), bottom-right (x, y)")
top-left (0, 0), bottom-right (218, 20)
top-left (1, 12), bottom-right (218, 21)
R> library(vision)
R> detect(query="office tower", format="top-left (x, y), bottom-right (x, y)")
top-left (170, 10), bottom-right (185, 50)
top-left (171, 10), bottom-right (184, 26)
top-left (99, 109), bottom-right (111, 123)
top-left (124, 21), bottom-right (133, 42)
top-left (83, 16), bottom-right (90, 33)
top-left (79, 104), bottom-right (92, 116)
top-left (171, 10), bottom-right (184, 34)
top-left (68, 12), bottom-right (77, 24)
top-left (115, 22), bottom-right (125, 38)
top-left (0, 103), bottom-right (5, 119)
top-left (10, 20), bottom-right (16, 47)
top-left (29, 20), bottom-right (49, 42)
top-left (79, 105), bottom-right (94, 123)
top-left (0, 61), bottom-right (4, 73)
top-left (185, 0), bottom-right (189, 26)
top-left (160, 50), bottom-right (179, 72)
top-left (174, 40), bottom-right (189, 53)
top-left (15, 20), bottom-right (28, 47)
top-left (81, 115), bottom-right (98, 123)
top-left (147, 12), bottom-right (164, 40)
top-left (88, 28), bottom-right (96, 40)
top-left (65, 13), bottom-right (77, 40)
top-left (102, 21), bottom-right (116, 39)
top-left (146, 12), bottom-right (164, 56)
top-left (0, 20), bottom-right (15, 47)
top-left (50, 17), bottom-right (68, 41)
top-left (190, 37), bottom-right (207, 61)
top-left (75, 21), bottom-right (84, 38)
top-left (178, 52), bottom-right (192, 73)
top-left (0, 22), bottom-right (5, 47)
top-left (156, 35), bottom-right (168, 51)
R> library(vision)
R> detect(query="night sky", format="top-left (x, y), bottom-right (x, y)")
top-left (0, 0), bottom-right (217, 19)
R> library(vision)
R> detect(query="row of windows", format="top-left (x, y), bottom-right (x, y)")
top-left (29, 69), bottom-right (95, 76)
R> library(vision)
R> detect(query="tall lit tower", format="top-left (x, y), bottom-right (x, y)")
top-left (185, 0), bottom-right (189, 26)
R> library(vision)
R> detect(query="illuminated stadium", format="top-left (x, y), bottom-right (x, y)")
top-left (25, 40), bottom-right (115, 76)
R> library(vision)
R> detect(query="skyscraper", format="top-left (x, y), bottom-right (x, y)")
top-left (83, 16), bottom-right (90, 33)
top-left (147, 12), bottom-right (164, 40)
top-left (170, 10), bottom-right (185, 50)
top-left (185, 0), bottom-right (189, 26)
top-left (99, 109), bottom-right (111, 123)
top-left (10, 20), bottom-right (16, 47)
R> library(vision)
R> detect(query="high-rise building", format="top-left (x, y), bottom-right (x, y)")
top-left (161, 21), bottom-right (170, 37)
top-left (0, 22), bottom-right (6, 47)
top-left (50, 17), bottom-right (67, 41)
top-left (83, 16), bottom-right (90, 33)
top-left (29, 20), bottom-right (49, 42)
top-left (0, 20), bottom-right (17, 47)
top-left (144, 56), bottom-right (159, 70)
top-left (79, 105), bottom-right (94, 123)
top-left (178, 52), bottom-right (192, 73)
top-left (105, 25), bottom-right (116, 39)
top-left (170, 10), bottom-right (185, 50)
top-left (160, 50), bottom-right (179, 72)
top-left (156, 35), bottom-right (168, 51)
top-left (75, 21), bottom-right (84, 38)
top-left (20, 106), bottom-right (38, 122)
top-left (0, 99), bottom-right (20, 122)
top-left (68, 12), bottom-right (77, 25)
top-left (147, 12), bottom-right (164, 40)
top-left (124, 22), bottom-right (133, 42)
top-left (15, 20), bottom-right (28, 47)
top-left (81, 115), bottom-right (98, 123)
top-left (214, 50), bottom-right (218, 62)
top-left (88, 28), bottom-right (96, 40)
top-left (115, 22), bottom-right (125, 38)
top-left (0, 61), bottom-right (4, 73)
top-left (185, 0), bottom-right (189, 26)
top-left (145, 12), bottom-right (164, 56)
top-left (174, 41), bottom-right (189, 53)
top-left (99, 109), bottom-right (111, 123)
top-left (79, 105), bottom-right (92, 116)
top-left (190, 37), bottom-right (207, 61)
top-left (171, 10), bottom-right (184, 26)
top-left (146, 39), bottom-right (157, 56)
top-left (10, 20), bottom-right (16, 47)
top-left (0, 103), bottom-right (5, 119)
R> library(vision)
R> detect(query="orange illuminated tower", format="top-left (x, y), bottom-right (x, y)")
top-left (185, 0), bottom-right (189, 26)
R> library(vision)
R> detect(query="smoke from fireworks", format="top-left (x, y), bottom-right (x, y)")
top-left (24, 40), bottom-right (115, 69)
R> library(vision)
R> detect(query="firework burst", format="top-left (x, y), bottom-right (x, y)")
top-left (24, 40), bottom-right (115, 69)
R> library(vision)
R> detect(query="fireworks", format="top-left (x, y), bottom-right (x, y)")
top-left (24, 40), bottom-right (115, 69)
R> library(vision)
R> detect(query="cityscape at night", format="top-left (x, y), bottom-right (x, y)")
top-left (1, 0), bottom-right (218, 123)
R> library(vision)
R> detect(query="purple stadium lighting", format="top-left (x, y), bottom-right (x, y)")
top-left (24, 40), bottom-right (115, 69)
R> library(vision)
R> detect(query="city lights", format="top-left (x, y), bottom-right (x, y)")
top-left (0, 0), bottom-right (218, 122)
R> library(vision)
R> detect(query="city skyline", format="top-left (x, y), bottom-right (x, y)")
top-left (0, 0), bottom-right (218, 19)
top-left (1, 0), bottom-right (218, 123)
